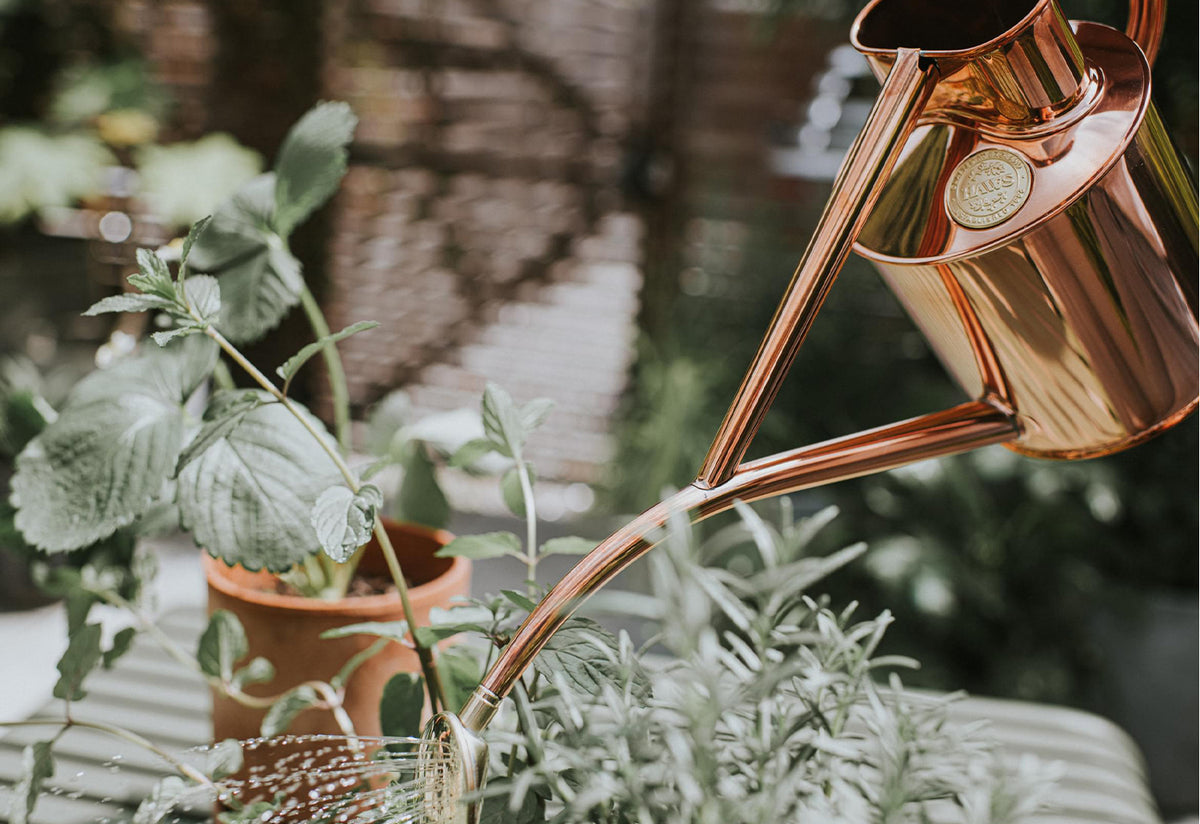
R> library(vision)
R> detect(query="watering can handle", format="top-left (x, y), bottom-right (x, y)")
top-left (1126, 0), bottom-right (1165, 66)
top-left (455, 50), bottom-right (1026, 734)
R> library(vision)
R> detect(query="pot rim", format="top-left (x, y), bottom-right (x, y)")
top-left (202, 520), bottom-right (470, 616)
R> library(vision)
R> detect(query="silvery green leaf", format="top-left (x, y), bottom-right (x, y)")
top-left (379, 672), bottom-right (425, 740)
top-left (10, 740), bottom-right (54, 824)
top-left (179, 215), bottom-right (212, 271)
top-left (539, 537), bottom-right (596, 557)
top-left (320, 620), bottom-right (410, 644)
top-left (53, 622), bottom-right (103, 700)
top-left (261, 685), bottom-right (320, 737)
top-left (175, 390), bottom-right (264, 476)
top-left (10, 337), bottom-right (218, 551)
top-left (102, 626), bottom-right (137, 669)
top-left (481, 382), bottom-right (523, 458)
top-left (273, 101), bottom-right (357, 236)
top-left (276, 320), bottom-right (378, 386)
top-left (311, 483), bottom-right (381, 563)
top-left (450, 437), bottom-right (496, 469)
top-left (182, 274), bottom-right (221, 321)
top-left (435, 531), bottom-right (522, 561)
top-left (500, 465), bottom-right (527, 518)
top-left (83, 293), bottom-right (175, 316)
top-left (519, 398), bottom-right (555, 434)
top-left (533, 616), bottom-right (627, 699)
top-left (393, 447), bottom-right (449, 529)
top-left (129, 247), bottom-right (176, 300)
top-left (197, 609), bottom-right (248, 682)
top-left (185, 173), bottom-right (274, 271)
top-left (231, 656), bottom-right (275, 689)
top-left (205, 739), bottom-right (244, 782)
top-left (132, 775), bottom-right (188, 824)
top-left (151, 326), bottom-right (198, 346)
top-left (177, 399), bottom-right (341, 572)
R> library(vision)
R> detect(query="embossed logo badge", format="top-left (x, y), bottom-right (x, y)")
top-left (945, 148), bottom-right (1032, 229)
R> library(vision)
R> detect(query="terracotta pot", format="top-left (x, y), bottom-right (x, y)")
top-left (203, 518), bottom-right (470, 742)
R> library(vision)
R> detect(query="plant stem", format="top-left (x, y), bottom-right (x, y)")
top-left (517, 459), bottom-right (539, 591)
top-left (197, 324), bottom-right (447, 714)
top-left (298, 286), bottom-right (352, 453)
top-left (2, 718), bottom-right (213, 787)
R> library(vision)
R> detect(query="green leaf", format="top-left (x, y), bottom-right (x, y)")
top-left (519, 398), bottom-right (555, 435)
top-left (449, 437), bottom-right (495, 469)
top-left (379, 672), bottom-right (425, 740)
top-left (481, 383), bottom-right (523, 459)
top-left (179, 216), bottom-right (213, 270)
top-left (435, 531), bottom-right (523, 561)
top-left (10, 740), bottom-right (54, 824)
top-left (411, 623), bottom-right (480, 646)
top-left (11, 337), bottom-right (218, 551)
top-left (331, 638), bottom-right (388, 690)
top-left (393, 446), bottom-right (449, 530)
top-left (439, 647), bottom-right (483, 714)
top-left (175, 390), bottom-right (264, 476)
top-left (320, 620), bottom-right (410, 644)
top-left (150, 326), bottom-right (198, 347)
top-left (83, 293), bottom-right (175, 316)
top-left (231, 656), bottom-right (275, 689)
top-left (205, 739), bottom-right (243, 782)
top-left (186, 174), bottom-right (304, 344)
top-left (276, 320), bottom-right (378, 387)
top-left (197, 609), bottom-right (248, 682)
top-left (311, 483), bottom-right (382, 563)
top-left (500, 465), bottom-right (529, 518)
top-left (539, 536), bottom-right (597, 557)
top-left (133, 775), bottom-right (188, 824)
top-left (501, 589), bottom-right (537, 611)
top-left (54, 622), bottom-right (103, 700)
top-left (177, 398), bottom-right (342, 571)
top-left (181, 274), bottom-right (221, 321)
top-left (261, 685), bottom-right (320, 737)
top-left (273, 101), bottom-right (357, 236)
top-left (102, 626), bottom-right (138, 669)
top-left (533, 617), bottom-right (626, 698)
top-left (129, 247), bottom-right (176, 300)
top-left (63, 588), bottom-right (97, 635)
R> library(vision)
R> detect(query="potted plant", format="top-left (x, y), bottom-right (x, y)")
top-left (4, 101), bottom-right (474, 802)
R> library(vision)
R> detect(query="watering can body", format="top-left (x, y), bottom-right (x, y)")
top-left (852, 1), bottom-right (1198, 458)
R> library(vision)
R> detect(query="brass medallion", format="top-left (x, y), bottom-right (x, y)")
top-left (945, 148), bottom-right (1032, 229)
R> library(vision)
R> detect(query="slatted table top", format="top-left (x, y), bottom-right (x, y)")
top-left (0, 606), bottom-right (1163, 824)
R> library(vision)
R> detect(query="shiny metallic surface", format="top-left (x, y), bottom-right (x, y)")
top-left (945, 147), bottom-right (1034, 228)
top-left (856, 21), bottom-right (1198, 457)
top-left (419, 713), bottom-right (489, 824)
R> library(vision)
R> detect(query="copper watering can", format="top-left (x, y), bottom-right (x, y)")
top-left (420, 0), bottom-right (1198, 818)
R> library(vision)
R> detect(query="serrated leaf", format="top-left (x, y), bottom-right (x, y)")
top-left (393, 446), bottom-right (449, 530)
top-left (231, 656), bottom-right (275, 689)
top-left (533, 617), bottom-right (626, 699)
top-left (181, 274), bottom-right (221, 321)
top-left (205, 739), bottom-right (243, 782)
top-left (130, 247), bottom-right (175, 300)
top-left (54, 622), bottom-right (103, 700)
top-left (133, 775), bottom-right (188, 824)
top-left (320, 620), bottom-right (410, 644)
top-left (273, 101), bottom-right (357, 236)
top-left (179, 216), bottom-right (212, 270)
top-left (185, 174), bottom-right (304, 344)
top-left (83, 293), bottom-right (175, 316)
top-left (175, 390), bottom-right (264, 476)
top-left (11, 336), bottom-right (218, 552)
top-left (10, 740), bottom-right (54, 824)
top-left (435, 531), bottom-right (522, 561)
top-left (261, 685), bottom-right (320, 737)
top-left (539, 536), bottom-right (596, 557)
top-left (311, 483), bottom-right (381, 563)
top-left (151, 326), bottom-right (198, 346)
top-left (379, 672), bottom-right (425, 740)
top-left (500, 465), bottom-right (528, 518)
top-left (177, 399), bottom-right (341, 571)
top-left (102, 626), bottom-right (137, 669)
top-left (197, 609), bottom-right (248, 682)
top-left (276, 320), bottom-right (378, 387)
